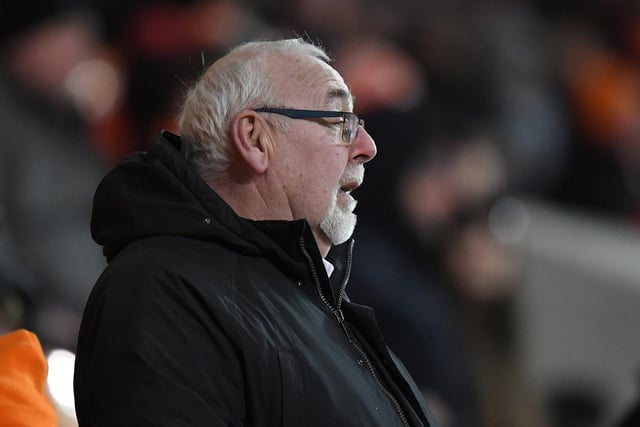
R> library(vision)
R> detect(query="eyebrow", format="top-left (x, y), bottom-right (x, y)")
top-left (327, 87), bottom-right (356, 110)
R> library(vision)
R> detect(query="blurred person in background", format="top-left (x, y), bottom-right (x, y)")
top-left (93, 0), bottom-right (278, 155)
top-left (442, 202), bottom-right (548, 427)
top-left (553, 14), bottom-right (640, 222)
top-left (347, 116), bottom-right (478, 427)
top-left (333, 27), bottom-right (547, 426)
top-left (0, 0), bottom-right (109, 349)
top-left (349, 114), bottom-right (548, 426)
top-left (74, 38), bottom-right (438, 426)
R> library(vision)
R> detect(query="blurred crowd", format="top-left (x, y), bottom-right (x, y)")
top-left (1, 0), bottom-right (640, 426)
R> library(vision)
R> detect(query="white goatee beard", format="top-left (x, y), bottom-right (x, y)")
top-left (319, 165), bottom-right (364, 245)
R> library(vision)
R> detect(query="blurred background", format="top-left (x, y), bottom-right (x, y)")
top-left (1, 0), bottom-right (640, 425)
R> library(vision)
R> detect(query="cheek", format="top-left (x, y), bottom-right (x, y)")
top-left (307, 156), bottom-right (345, 196)
top-left (292, 145), bottom-right (348, 205)
top-left (299, 170), bottom-right (338, 217)
top-left (301, 168), bottom-right (331, 200)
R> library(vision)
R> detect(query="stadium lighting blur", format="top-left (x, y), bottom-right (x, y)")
top-left (46, 349), bottom-right (77, 420)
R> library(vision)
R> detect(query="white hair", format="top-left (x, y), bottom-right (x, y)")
top-left (178, 38), bottom-right (331, 183)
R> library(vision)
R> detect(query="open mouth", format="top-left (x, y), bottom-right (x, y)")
top-left (340, 182), bottom-right (360, 194)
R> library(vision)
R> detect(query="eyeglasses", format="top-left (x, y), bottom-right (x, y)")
top-left (252, 107), bottom-right (364, 145)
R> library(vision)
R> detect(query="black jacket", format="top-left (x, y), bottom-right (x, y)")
top-left (74, 131), bottom-right (437, 427)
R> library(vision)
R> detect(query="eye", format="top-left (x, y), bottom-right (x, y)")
top-left (323, 118), bottom-right (344, 133)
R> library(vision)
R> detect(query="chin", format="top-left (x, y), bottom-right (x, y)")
top-left (320, 212), bottom-right (357, 245)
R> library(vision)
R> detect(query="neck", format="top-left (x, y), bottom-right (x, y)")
top-left (316, 233), bottom-right (331, 258)
top-left (210, 176), bottom-right (333, 258)
top-left (210, 177), bottom-right (280, 221)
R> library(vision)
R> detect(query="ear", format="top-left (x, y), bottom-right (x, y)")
top-left (230, 110), bottom-right (273, 174)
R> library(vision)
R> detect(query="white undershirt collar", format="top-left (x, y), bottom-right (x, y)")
top-left (322, 258), bottom-right (335, 278)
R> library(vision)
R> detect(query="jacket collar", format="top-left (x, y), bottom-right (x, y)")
top-left (92, 130), bottom-right (353, 296)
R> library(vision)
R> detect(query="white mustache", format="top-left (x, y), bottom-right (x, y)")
top-left (339, 165), bottom-right (365, 188)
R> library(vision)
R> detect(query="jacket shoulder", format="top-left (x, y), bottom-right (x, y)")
top-left (102, 235), bottom-right (236, 292)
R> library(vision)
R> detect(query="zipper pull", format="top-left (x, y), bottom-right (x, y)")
top-left (333, 308), bottom-right (354, 343)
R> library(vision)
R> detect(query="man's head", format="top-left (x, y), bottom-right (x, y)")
top-left (179, 39), bottom-right (377, 256)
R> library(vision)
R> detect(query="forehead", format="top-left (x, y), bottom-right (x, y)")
top-left (270, 53), bottom-right (354, 110)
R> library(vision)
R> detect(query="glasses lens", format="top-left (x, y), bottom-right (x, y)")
top-left (343, 114), bottom-right (358, 144)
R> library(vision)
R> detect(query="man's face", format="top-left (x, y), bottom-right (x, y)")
top-left (267, 54), bottom-right (377, 254)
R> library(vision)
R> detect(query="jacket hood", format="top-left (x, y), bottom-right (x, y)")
top-left (91, 131), bottom-right (314, 278)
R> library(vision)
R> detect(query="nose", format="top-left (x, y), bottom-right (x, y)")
top-left (350, 126), bottom-right (377, 163)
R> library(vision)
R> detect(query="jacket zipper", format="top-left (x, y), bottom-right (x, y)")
top-left (299, 238), bottom-right (411, 427)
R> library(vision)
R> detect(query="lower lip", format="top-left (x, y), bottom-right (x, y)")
top-left (338, 189), bottom-right (355, 203)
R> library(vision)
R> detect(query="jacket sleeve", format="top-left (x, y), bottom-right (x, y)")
top-left (0, 329), bottom-right (57, 427)
top-left (74, 262), bottom-right (244, 426)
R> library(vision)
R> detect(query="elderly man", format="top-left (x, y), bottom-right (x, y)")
top-left (74, 38), bottom-right (437, 427)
